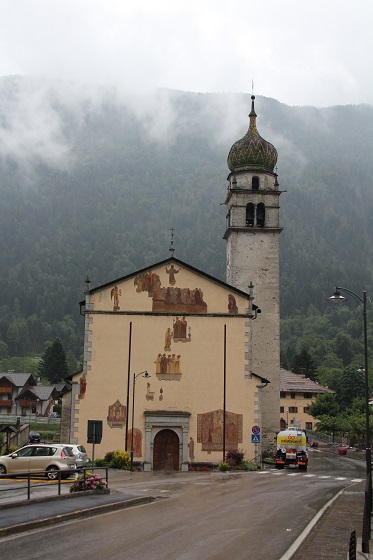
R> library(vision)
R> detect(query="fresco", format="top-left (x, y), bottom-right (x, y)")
top-left (127, 428), bottom-right (143, 457)
top-left (197, 409), bottom-right (243, 451)
top-left (133, 269), bottom-right (208, 313)
top-left (79, 375), bottom-right (87, 399)
top-left (107, 400), bottom-right (126, 428)
top-left (228, 294), bottom-right (238, 314)
top-left (155, 353), bottom-right (182, 380)
top-left (110, 286), bottom-right (122, 311)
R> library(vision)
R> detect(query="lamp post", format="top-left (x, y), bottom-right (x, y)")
top-left (130, 371), bottom-right (149, 471)
top-left (328, 287), bottom-right (371, 549)
top-left (328, 287), bottom-right (370, 475)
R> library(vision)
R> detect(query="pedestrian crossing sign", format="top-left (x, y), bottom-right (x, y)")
top-left (251, 434), bottom-right (261, 444)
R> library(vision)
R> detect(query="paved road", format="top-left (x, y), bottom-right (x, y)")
top-left (0, 451), bottom-right (366, 560)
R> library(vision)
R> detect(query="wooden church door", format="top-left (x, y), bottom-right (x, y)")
top-left (153, 429), bottom-right (179, 471)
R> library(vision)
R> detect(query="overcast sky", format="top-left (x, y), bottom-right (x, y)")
top-left (1, 0), bottom-right (372, 108)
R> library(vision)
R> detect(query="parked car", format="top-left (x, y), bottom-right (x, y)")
top-left (62, 444), bottom-right (89, 469)
top-left (0, 444), bottom-right (76, 479)
top-left (338, 444), bottom-right (350, 455)
top-left (29, 432), bottom-right (41, 443)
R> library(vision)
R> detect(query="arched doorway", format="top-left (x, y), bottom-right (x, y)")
top-left (153, 429), bottom-right (179, 471)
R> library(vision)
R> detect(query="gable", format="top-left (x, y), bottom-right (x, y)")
top-left (88, 259), bottom-right (250, 315)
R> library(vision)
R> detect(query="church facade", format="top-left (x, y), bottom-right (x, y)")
top-left (66, 259), bottom-right (268, 470)
top-left (63, 95), bottom-right (282, 468)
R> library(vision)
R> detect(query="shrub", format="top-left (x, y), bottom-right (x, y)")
top-left (94, 458), bottom-right (108, 467)
top-left (104, 451), bottom-right (116, 463)
top-left (225, 449), bottom-right (245, 466)
top-left (70, 472), bottom-right (108, 493)
top-left (110, 450), bottom-right (130, 470)
top-left (218, 461), bottom-right (230, 472)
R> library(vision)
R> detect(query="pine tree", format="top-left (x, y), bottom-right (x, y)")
top-left (38, 337), bottom-right (68, 384)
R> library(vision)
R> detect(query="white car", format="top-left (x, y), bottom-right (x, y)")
top-left (0, 444), bottom-right (76, 479)
top-left (61, 444), bottom-right (90, 469)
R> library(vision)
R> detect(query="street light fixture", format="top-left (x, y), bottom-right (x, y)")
top-left (327, 287), bottom-right (371, 548)
top-left (130, 371), bottom-right (149, 471)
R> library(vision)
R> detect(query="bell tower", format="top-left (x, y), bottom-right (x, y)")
top-left (224, 95), bottom-right (282, 451)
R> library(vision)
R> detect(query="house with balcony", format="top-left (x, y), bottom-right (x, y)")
top-left (280, 369), bottom-right (334, 431)
top-left (0, 372), bottom-right (37, 416)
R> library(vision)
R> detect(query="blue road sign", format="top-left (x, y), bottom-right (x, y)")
top-left (251, 434), bottom-right (261, 444)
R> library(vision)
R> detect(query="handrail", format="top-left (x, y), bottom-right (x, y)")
top-left (0, 467), bottom-right (109, 501)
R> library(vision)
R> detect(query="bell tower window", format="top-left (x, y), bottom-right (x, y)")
top-left (257, 203), bottom-right (265, 227)
top-left (246, 203), bottom-right (255, 227)
top-left (252, 176), bottom-right (259, 190)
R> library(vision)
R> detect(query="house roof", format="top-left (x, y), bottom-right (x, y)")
top-left (0, 372), bottom-right (36, 387)
top-left (280, 369), bottom-right (334, 394)
top-left (16, 385), bottom-right (57, 401)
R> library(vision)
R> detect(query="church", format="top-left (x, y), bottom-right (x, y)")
top-left (62, 95), bottom-right (282, 470)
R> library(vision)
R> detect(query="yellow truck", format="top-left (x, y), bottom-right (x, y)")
top-left (275, 427), bottom-right (308, 471)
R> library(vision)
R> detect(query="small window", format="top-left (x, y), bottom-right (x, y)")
top-left (304, 393), bottom-right (312, 399)
top-left (305, 422), bottom-right (313, 430)
top-left (280, 391), bottom-right (286, 398)
top-left (289, 406), bottom-right (298, 413)
top-left (246, 203), bottom-right (255, 227)
top-left (257, 203), bottom-right (265, 227)
top-left (290, 393), bottom-right (296, 399)
top-left (304, 407), bottom-right (310, 413)
top-left (252, 176), bottom-right (259, 190)
top-left (280, 406), bottom-right (284, 413)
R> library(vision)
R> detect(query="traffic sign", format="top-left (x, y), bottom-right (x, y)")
top-left (251, 434), bottom-right (261, 444)
top-left (252, 425), bottom-right (260, 435)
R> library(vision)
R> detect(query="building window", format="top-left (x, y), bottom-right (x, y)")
top-left (252, 176), bottom-right (259, 190)
top-left (289, 406), bottom-right (298, 413)
top-left (280, 391), bottom-right (286, 398)
top-left (246, 203), bottom-right (255, 227)
top-left (304, 407), bottom-right (310, 413)
top-left (303, 393), bottom-right (312, 399)
top-left (290, 393), bottom-right (296, 399)
top-left (280, 406), bottom-right (284, 413)
top-left (257, 202), bottom-right (265, 227)
top-left (305, 422), bottom-right (313, 430)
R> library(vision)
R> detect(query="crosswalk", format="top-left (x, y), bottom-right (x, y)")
top-left (257, 470), bottom-right (363, 482)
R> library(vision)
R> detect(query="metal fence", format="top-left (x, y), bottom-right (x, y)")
top-left (0, 467), bottom-right (109, 501)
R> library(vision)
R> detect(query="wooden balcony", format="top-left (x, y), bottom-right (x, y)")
top-left (19, 400), bottom-right (37, 407)
top-left (0, 386), bottom-right (12, 394)
top-left (0, 400), bottom-right (13, 408)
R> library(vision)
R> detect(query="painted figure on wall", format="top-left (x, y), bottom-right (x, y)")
top-left (107, 400), bottom-right (126, 428)
top-left (197, 409), bottom-right (243, 451)
top-left (228, 294), bottom-right (238, 314)
top-left (156, 353), bottom-right (182, 379)
top-left (127, 428), bottom-right (142, 457)
top-left (164, 327), bottom-right (173, 351)
top-left (165, 264), bottom-right (180, 285)
top-left (110, 286), bottom-right (122, 311)
top-left (188, 437), bottom-right (195, 462)
top-left (173, 316), bottom-right (191, 342)
top-left (134, 272), bottom-right (161, 298)
top-left (79, 375), bottom-right (87, 399)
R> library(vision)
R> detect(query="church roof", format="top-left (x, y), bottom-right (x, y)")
top-left (82, 256), bottom-right (255, 303)
top-left (227, 95), bottom-right (278, 173)
top-left (280, 369), bottom-right (334, 394)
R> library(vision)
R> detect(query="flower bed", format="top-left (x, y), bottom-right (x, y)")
top-left (70, 472), bottom-right (108, 493)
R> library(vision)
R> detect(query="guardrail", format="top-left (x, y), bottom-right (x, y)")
top-left (0, 467), bottom-right (109, 501)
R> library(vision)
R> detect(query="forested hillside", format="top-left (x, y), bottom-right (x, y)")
top-left (0, 76), bottom-right (372, 377)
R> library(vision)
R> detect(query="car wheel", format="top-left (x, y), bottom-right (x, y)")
top-left (0, 464), bottom-right (6, 475)
top-left (46, 467), bottom-right (59, 480)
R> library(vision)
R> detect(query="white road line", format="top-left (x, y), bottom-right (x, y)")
top-left (351, 478), bottom-right (364, 482)
top-left (335, 477), bottom-right (347, 480)
top-left (319, 476), bottom-right (331, 479)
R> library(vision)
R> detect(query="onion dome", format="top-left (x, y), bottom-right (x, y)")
top-left (227, 96), bottom-right (278, 173)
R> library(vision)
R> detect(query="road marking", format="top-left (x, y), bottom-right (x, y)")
top-left (351, 479), bottom-right (364, 482)
top-left (303, 474), bottom-right (316, 477)
top-left (335, 477), bottom-right (347, 480)
top-left (319, 476), bottom-right (331, 479)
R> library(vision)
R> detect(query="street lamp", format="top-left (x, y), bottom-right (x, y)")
top-left (327, 287), bottom-right (370, 475)
top-left (328, 287), bottom-right (371, 549)
top-left (130, 371), bottom-right (149, 471)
